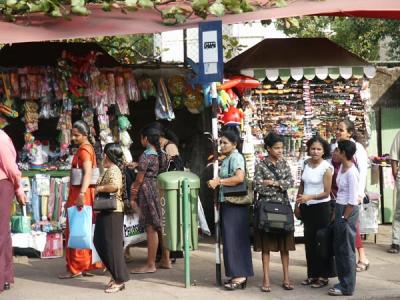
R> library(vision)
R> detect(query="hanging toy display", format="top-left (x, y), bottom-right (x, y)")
top-left (219, 105), bottom-right (244, 126)
top-left (118, 115), bottom-right (133, 162)
top-left (155, 78), bottom-right (175, 121)
top-left (24, 101), bottom-right (39, 132)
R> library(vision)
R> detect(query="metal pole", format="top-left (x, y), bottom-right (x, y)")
top-left (182, 178), bottom-right (191, 288)
top-left (211, 82), bottom-right (222, 286)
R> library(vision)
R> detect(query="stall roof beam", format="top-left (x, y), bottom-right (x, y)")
top-left (0, 0), bottom-right (400, 43)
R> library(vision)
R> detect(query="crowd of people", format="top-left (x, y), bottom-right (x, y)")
top-left (207, 118), bottom-right (370, 296)
top-left (0, 117), bottom-right (399, 296)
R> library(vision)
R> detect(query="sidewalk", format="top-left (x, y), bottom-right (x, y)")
top-left (2, 225), bottom-right (400, 300)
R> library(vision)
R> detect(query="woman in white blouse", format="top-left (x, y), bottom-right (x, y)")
top-left (328, 140), bottom-right (359, 296)
top-left (296, 136), bottom-right (335, 288)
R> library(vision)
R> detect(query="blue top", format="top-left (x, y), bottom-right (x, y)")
top-left (219, 150), bottom-right (245, 202)
top-left (144, 147), bottom-right (158, 156)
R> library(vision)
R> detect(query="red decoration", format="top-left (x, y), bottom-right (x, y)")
top-left (219, 105), bottom-right (244, 125)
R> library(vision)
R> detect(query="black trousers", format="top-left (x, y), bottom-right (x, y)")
top-left (300, 201), bottom-right (336, 278)
top-left (94, 212), bottom-right (129, 283)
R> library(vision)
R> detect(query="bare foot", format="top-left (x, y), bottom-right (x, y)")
top-left (130, 265), bottom-right (156, 274)
top-left (158, 260), bottom-right (172, 269)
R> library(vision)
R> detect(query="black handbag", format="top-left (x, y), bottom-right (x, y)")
top-left (223, 155), bottom-right (248, 197)
top-left (256, 200), bottom-right (294, 233)
top-left (93, 192), bottom-right (118, 211)
top-left (93, 171), bottom-right (118, 211)
top-left (255, 161), bottom-right (294, 233)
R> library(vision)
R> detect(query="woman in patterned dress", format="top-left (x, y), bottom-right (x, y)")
top-left (130, 126), bottom-right (167, 274)
top-left (254, 132), bottom-right (295, 292)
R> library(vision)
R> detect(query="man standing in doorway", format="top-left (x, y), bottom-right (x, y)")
top-left (389, 130), bottom-right (400, 254)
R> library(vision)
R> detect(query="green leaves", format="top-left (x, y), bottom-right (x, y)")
top-left (71, 0), bottom-right (90, 15)
top-left (138, 0), bottom-right (154, 9)
top-left (161, 5), bottom-right (190, 25)
top-left (208, 2), bottom-right (225, 16)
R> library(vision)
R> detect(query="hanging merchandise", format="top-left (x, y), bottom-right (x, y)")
top-left (184, 85), bottom-right (203, 113)
top-left (167, 75), bottom-right (186, 110)
top-left (115, 74), bottom-right (129, 114)
top-left (118, 115), bottom-right (133, 163)
top-left (155, 78), bottom-right (175, 121)
top-left (138, 77), bottom-right (157, 100)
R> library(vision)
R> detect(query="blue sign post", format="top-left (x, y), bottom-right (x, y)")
top-left (198, 21), bottom-right (224, 84)
top-left (199, 20), bottom-right (223, 287)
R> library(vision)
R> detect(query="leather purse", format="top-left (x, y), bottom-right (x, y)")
top-left (93, 192), bottom-right (118, 211)
top-left (93, 171), bottom-right (118, 211)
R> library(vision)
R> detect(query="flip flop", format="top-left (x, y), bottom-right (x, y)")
top-left (58, 272), bottom-right (82, 279)
top-left (282, 282), bottom-right (294, 290)
top-left (83, 271), bottom-right (95, 277)
top-left (261, 285), bottom-right (271, 292)
top-left (311, 279), bottom-right (329, 288)
top-left (130, 269), bottom-right (156, 274)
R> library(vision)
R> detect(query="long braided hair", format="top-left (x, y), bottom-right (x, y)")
top-left (140, 126), bottom-right (167, 173)
top-left (103, 143), bottom-right (127, 199)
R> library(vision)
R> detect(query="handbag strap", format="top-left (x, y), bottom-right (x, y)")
top-left (263, 160), bottom-right (290, 204)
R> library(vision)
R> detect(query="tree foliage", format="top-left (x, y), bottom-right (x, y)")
top-left (0, 0), bottom-right (290, 24)
top-left (275, 17), bottom-right (400, 61)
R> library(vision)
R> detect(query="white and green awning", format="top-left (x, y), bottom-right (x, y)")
top-left (240, 66), bottom-right (376, 81)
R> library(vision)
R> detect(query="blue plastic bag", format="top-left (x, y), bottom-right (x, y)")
top-left (67, 205), bottom-right (92, 249)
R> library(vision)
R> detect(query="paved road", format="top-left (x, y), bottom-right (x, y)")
top-left (1, 225), bottom-right (400, 300)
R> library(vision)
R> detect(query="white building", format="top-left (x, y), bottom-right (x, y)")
top-left (154, 21), bottom-right (286, 63)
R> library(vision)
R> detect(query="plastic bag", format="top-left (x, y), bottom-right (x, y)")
top-left (155, 79), bottom-right (175, 121)
top-left (67, 205), bottom-right (92, 249)
top-left (91, 224), bottom-right (102, 264)
top-left (11, 206), bottom-right (31, 234)
top-left (123, 214), bottom-right (146, 248)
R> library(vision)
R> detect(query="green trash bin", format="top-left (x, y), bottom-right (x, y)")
top-left (158, 171), bottom-right (200, 251)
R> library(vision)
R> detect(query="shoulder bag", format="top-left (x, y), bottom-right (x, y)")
top-left (256, 161), bottom-right (294, 233)
top-left (70, 144), bottom-right (100, 186)
top-left (93, 170), bottom-right (118, 211)
top-left (223, 154), bottom-right (252, 205)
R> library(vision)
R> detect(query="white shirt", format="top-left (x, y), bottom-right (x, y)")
top-left (390, 131), bottom-right (400, 176)
top-left (302, 160), bottom-right (333, 205)
top-left (332, 140), bottom-right (368, 198)
top-left (336, 165), bottom-right (360, 206)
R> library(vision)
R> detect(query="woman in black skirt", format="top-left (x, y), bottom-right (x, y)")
top-left (94, 143), bottom-right (129, 293)
top-left (296, 136), bottom-right (335, 288)
top-left (208, 128), bottom-right (254, 290)
top-left (254, 132), bottom-right (295, 292)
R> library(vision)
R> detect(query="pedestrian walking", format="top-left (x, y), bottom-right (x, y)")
top-left (0, 129), bottom-right (27, 293)
top-left (93, 143), bottom-right (129, 293)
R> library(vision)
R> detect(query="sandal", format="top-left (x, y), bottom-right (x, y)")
top-left (58, 272), bottom-right (82, 279)
top-left (224, 278), bottom-right (247, 290)
top-left (282, 282), bottom-right (294, 290)
top-left (82, 271), bottom-right (95, 277)
top-left (106, 279), bottom-right (115, 288)
top-left (311, 278), bottom-right (329, 288)
top-left (104, 283), bottom-right (125, 293)
top-left (260, 285), bottom-right (271, 292)
top-left (356, 261), bottom-right (370, 272)
top-left (328, 287), bottom-right (344, 296)
top-left (301, 278), bottom-right (317, 286)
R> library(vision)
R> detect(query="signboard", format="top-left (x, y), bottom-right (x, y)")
top-left (198, 21), bottom-right (223, 83)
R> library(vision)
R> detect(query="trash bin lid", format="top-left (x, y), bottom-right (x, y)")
top-left (157, 171), bottom-right (200, 190)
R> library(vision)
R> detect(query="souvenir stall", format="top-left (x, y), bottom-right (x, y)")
top-left (224, 38), bottom-right (377, 237)
top-left (0, 42), bottom-right (140, 257)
